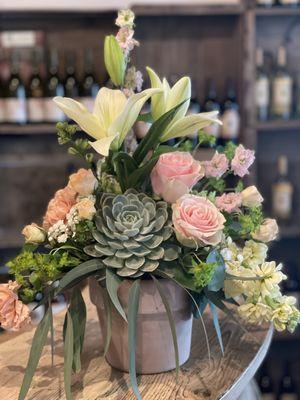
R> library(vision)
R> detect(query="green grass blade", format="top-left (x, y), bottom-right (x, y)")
top-left (152, 275), bottom-right (179, 379)
top-left (18, 309), bottom-right (51, 400)
top-left (64, 311), bottom-right (74, 400)
top-left (57, 259), bottom-right (104, 293)
top-left (102, 290), bottom-right (112, 357)
top-left (106, 269), bottom-right (127, 322)
top-left (128, 280), bottom-right (142, 400)
top-left (69, 290), bottom-right (87, 373)
top-left (208, 301), bottom-right (224, 355)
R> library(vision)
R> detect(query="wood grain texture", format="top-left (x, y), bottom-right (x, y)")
top-left (0, 287), bottom-right (272, 400)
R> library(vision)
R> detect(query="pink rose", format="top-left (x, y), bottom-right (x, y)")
top-left (202, 151), bottom-right (229, 178)
top-left (43, 186), bottom-right (77, 230)
top-left (172, 194), bottom-right (226, 247)
top-left (215, 192), bottom-right (242, 213)
top-left (231, 145), bottom-right (255, 178)
top-left (68, 168), bottom-right (97, 197)
top-left (0, 281), bottom-right (31, 331)
top-left (151, 152), bottom-right (204, 204)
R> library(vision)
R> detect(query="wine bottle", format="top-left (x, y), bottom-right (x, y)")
top-left (220, 79), bottom-right (240, 144)
top-left (203, 78), bottom-right (221, 143)
top-left (283, 262), bottom-right (300, 307)
top-left (64, 51), bottom-right (79, 99)
top-left (256, 48), bottom-right (270, 121)
top-left (278, 0), bottom-right (299, 7)
top-left (6, 50), bottom-right (26, 124)
top-left (278, 363), bottom-right (297, 400)
top-left (272, 155), bottom-right (294, 222)
top-left (185, 82), bottom-right (201, 147)
top-left (44, 48), bottom-right (65, 123)
top-left (27, 49), bottom-right (45, 123)
top-left (80, 48), bottom-right (99, 112)
top-left (256, 0), bottom-right (275, 7)
top-left (272, 47), bottom-right (293, 120)
top-left (0, 49), bottom-right (6, 123)
top-left (258, 366), bottom-right (276, 400)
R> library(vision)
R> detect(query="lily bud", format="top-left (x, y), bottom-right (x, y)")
top-left (104, 35), bottom-right (126, 87)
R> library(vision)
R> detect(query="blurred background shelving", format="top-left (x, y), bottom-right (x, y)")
top-left (1, 0), bottom-right (300, 398)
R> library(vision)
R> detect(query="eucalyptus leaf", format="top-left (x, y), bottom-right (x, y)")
top-left (106, 269), bottom-right (127, 322)
top-left (64, 311), bottom-right (74, 400)
top-left (57, 259), bottom-right (104, 293)
top-left (152, 276), bottom-right (179, 378)
top-left (128, 280), bottom-right (142, 400)
top-left (18, 309), bottom-right (51, 400)
top-left (206, 250), bottom-right (226, 292)
top-left (209, 301), bottom-right (224, 355)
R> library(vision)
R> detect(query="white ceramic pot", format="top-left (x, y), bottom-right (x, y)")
top-left (89, 277), bottom-right (193, 374)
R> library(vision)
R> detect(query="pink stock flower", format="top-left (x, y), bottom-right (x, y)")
top-left (231, 144), bottom-right (255, 178)
top-left (0, 281), bottom-right (31, 331)
top-left (68, 168), bottom-right (97, 197)
top-left (215, 192), bottom-right (242, 213)
top-left (43, 186), bottom-right (77, 230)
top-left (151, 151), bottom-right (204, 204)
top-left (116, 27), bottom-right (139, 57)
top-left (202, 151), bottom-right (229, 178)
top-left (172, 194), bottom-right (225, 248)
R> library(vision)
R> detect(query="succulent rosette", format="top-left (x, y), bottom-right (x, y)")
top-left (85, 190), bottom-right (180, 277)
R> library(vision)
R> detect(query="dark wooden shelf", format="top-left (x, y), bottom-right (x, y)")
top-left (257, 119), bottom-right (300, 132)
top-left (0, 123), bottom-right (56, 135)
top-left (133, 3), bottom-right (244, 17)
top-left (279, 224), bottom-right (300, 239)
top-left (255, 6), bottom-right (300, 16)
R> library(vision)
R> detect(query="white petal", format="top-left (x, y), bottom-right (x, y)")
top-left (166, 76), bottom-right (191, 121)
top-left (53, 97), bottom-right (105, 140)
top-left (146, 67), bottom-right (166, 120)
top-left (161, 111), bottom-right (221, 141)
top-left (109, 88), bottom-right (162, 147)
top-left (89, 134), bottom-right (119, 156)
top-left (93, 87), bottom-right (127, 131)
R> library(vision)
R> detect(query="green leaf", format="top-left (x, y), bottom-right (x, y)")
top-left (69, 290), bottom-right (87, 373)
top-left (112, 152), bottom-right (138, 192)
top-left (209, 301), bottom-right (224, 355)
top-left (152, 276), bottom-right (179, 379)
top-left (206, 250), bottom-right (225, 292)
top-left (137, 112), bottom-right (153, 123)
top-left (104, 35), bottom-right (125, 87)
top-left (128, 280), bottom-right (142, 400)
top-left (133, 99), bottom-right (188, 165)
top-left (57, 259), bottom-right (104, 293)
top-left (106, 269), bottom-right (127, 322)
top-left (64, 311), bottom-right (74, 400)
top-left (102, 290), bottom-right (112, 357)
top-left (127, 157), bottom-right (158, 189)
top-left (49, 298), bottom-right (55, 367)
top-left (18, 309), bottom-right (51, 400)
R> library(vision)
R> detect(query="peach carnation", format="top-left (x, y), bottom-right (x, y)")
top-left (172, 194), bottom-right (225, 248)
top-left (0, 281), bottom-right (31, 331)
top-left (76, 198), bottom-right (96, 220)
top-left (68, 168), bottom-right (97, 197)
top-left (43, 186), bottom-right (77, 230)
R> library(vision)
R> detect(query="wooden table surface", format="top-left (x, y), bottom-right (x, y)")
top-left (0, 287), bottom-right (272, 400)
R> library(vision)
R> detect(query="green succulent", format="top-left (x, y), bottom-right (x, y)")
top-left (84, 190), bottom-right (180, 277)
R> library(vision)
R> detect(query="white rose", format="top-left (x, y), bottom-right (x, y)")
top-left (252, 218), bottom-right (279, 243)
top-left (22, 223), bottom-right (46, 244)
top-left (241, 186), bottom-right (263, 207)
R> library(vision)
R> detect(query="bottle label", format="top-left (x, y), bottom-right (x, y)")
top-left (279, 0), bottom-right (298, 4)
top-left (272, 183), bottom-right (293, 219)
top-left (81, 96), bottom-right (95, 113)
top-left (257, 0), bottom-right (274, 4)
top-left (221, 109), bottom-right (240, 140)
top-left (44, 98), bottom-right (65, 122)
top-left (0, 99), bottom-right (5, 123)
top-left (203, 122), bottom-right (221, 138)
top-left (27, 98), bottom-right (45, 122)
top-left (5, 98), bottom-right (26, 123)
top-left (273, 77), bottom-right (292, 115)
top-left (256, 77), bottom-right (270, 108)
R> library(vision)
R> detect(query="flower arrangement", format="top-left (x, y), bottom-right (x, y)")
top-left (1, 9), bottom-right (300, 400)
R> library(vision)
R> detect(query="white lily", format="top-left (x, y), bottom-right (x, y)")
top-left (53, 87), bottom-right (161, 156)
top-left (146, 67), bottom-right (221, 142)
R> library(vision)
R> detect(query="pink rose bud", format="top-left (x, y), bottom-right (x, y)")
top-left (241, 186), bottom-right (263, 207)
top-left (172, 194), bottom-right (225, 248)
top-left (150, 151), bottom-right (204, 204)
top-left (252, 218), bottom-right (279, 243)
